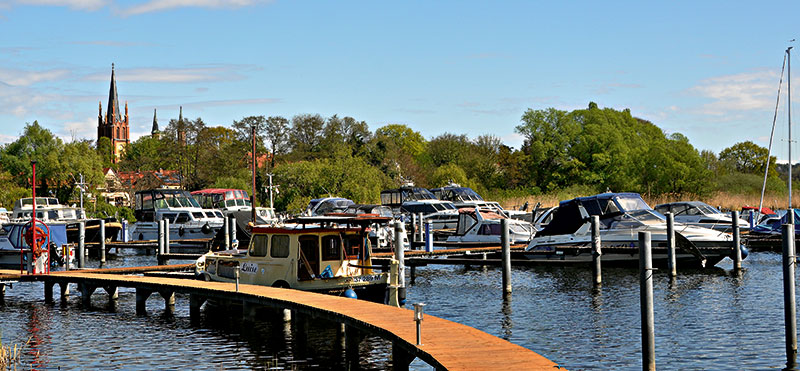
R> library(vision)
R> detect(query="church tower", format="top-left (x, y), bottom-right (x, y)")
top-left (97, 63), bottom-right (130, 163)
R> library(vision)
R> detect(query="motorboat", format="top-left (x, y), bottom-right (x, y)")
top-left (195, 215), bottom-right (390, 302)
top-left (654, 201), bottom-right (749, 232)
top-left (130, 189), bottom-right (224, 241)
top-left (380, 182), bottom-right (439, 212)
top-left (430, 182), bottom-right (532, 221)
top-left (444, 207), bottom-right (535, 245)
top-left (0, 219), bottom-right (74, 269)
top-left (750, 209), bottom-right (799, 236)
top-left (524, 193), bottom-right (745, 268)
top-left (11, 197), bottom-right (121, 245)
top-left (191, 188), bottom-right (277, 224)
top-left (399, 200), bottom-right (459, 231)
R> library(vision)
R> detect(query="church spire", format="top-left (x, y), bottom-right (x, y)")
top-left (106, 63), bottom-right (121, 125)
top-left (151, 108), bottom-right (159, 135)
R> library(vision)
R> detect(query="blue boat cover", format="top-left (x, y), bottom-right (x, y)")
top-left (751, 209), bottom-right (800, 235)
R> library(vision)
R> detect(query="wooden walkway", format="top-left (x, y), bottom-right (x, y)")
top-left (0, 268), bottom-right (561, 370)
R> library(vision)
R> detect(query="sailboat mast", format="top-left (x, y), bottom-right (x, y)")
top-left (789, 46), bottom-right (793, 209)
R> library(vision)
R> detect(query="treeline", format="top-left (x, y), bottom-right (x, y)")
top-left (0, 102), bottom-right (789, 215)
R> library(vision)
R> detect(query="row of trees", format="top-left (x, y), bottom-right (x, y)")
top-left (0, 102), bottom-right (787, 217)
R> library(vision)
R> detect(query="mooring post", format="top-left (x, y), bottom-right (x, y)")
top-left (732, 211), bottom-right (742, 270)
top-left (158, 219), bottom-right (165, 256)
top-left (425, 220), bottom-right (433, 253)
top-left (223, 216), bottom-right (230, 250)
top-left (44, 281), bottom-right (54, 304)
top-left (591, 215), bottom-right (602, 285)
top-left (418, 213), bottom-right (424, 242)
top-left (783, 223), bottom-right (798, 369)
top-left (639, 231), bottom-right (656, 371)
top-left (99, 219), bottom-right (106, 267)
top-left (501, 218), bottom-right (512, 295)
top-left (229, 215), bottom-right (237, 247)
top-left (78, 221), bottom-right (85, 269)
top-left (749, 210), bottom-right (755, 229)
top-left (666, 212), bottom-right (677, 277)
top-left (394, 221), bottom-right (406, 303)
top-left (122, 219), bottom-right (128, 243)
top-left (164, 219), bottom-right (170, 254)
top-left (411, 214), bottom-right (418, 243)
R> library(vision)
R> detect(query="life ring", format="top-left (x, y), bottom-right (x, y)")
top-left (23, 221), bottom-right (50, 259)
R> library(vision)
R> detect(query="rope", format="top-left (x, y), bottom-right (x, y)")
top-left (759, 52), bottom-right (788, 217)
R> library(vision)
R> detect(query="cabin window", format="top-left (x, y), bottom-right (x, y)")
top-left (192, 212), bottom-right (205, 219)
top-left (175, 213), bottom-right (190, 223)
top-left (321, 235), bottom-right (341, 261)
top-left (160, 213), bottom-right (176, 222)
top-left (142, 194), bottom-right (154, 210)
top-left (271, 235), bottom-right (290, 258)
top-left (343, 235), bottom-right (362, 259)
top-left (478, 224), bottom-right (501, 235)
top-left (249, 234), bottom-right (268, 257)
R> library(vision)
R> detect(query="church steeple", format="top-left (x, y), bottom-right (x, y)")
top-left (107, 63), bottom-right (121, 125)
top-left (151, 108), bottom-right (160, 137)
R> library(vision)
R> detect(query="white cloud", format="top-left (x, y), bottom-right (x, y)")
top-left (85, 66), bottom-right (246, 83)
top-left (119, 0), bottom-right (272, 16)
top-left (58, 116), bottom-right (97, 142)
top-left (690, 70), bottom-right (780, 115)
top-left (14, 0), bottom-right (108, 11)
top-left (0, 68), bottom-right (71, 86)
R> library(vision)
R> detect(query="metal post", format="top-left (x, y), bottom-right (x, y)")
top-left (425, 221), bottom-right (433, 252)
top-left (783, 223), bottom-right (798, 369)
top-left (732, 211), bottom-right (742, 270)
top-left (235, 265), bottom-right (240, 292)
top-left (501, 219), bottom-right (512, 295)
top-left (99, 219), bottom-right (106, 267)
top-left (591, 215), bottom-right (602, 285)
top-left (639, 231), bottom-right (655, 371)
top-left (418, 213), bottom-right (424, 242)
top-left (251, 125), bottom-right (257, 224)
top-left (666, 212), bottom-right (677, 277)
top-left (223, 216), bottom-right (230, 250)
top-left (789, 46), bottom-right (794, 210)
top-left (749, 210), bottom-right (755, 229)
top-left (164, 219), bottom-right (170, 254)
top-left (413, 303), bottom-right (425, 345)
top-left (411, 214), bottom-right (417, 243)
top-left (229, 215), bottom-right (237, 247)
top-left (122, 219), bottom-right (128, 242)
top-left (78, 221), bottom-right (85, 269)
top-left (394, 222), bottom-right (406, 303)
top-left (158, 219), bottom-right (165, 255)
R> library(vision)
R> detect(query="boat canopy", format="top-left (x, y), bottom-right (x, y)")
top-left (430, 186), bottom-right (485, 202)
top-left (380, 187), bottom-right (437, 208)
top-left (537, 193), bottom-right (656, 237)
top-left (655, 201), bottom-right (721, 216)
top-left (751, 209), bottom-right (800, 235)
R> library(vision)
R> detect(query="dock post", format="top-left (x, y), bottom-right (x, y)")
top-left (44, 281), bottom-right (54, 304)
top-left (501, 219), bottom-right (512, 296)
top-left (411, 214), bottom-right (417, 243)
top-left (121, 219), bottom-right (128, 243)
top-left (418, 213), bottom-right (424, 242)
top-left (783, 223), bottom-right (798, 369)
top-left (158, 219), bottom-right (165, 256)
top-left (223, 216), bottom-right (230, 250)
top-left (99, 219), bottom-right (106, 267)
top-left (639, 231), bottom-right (656, 371)
top-left (425, 221), bottom-right (433, 253)
top-left (104, 286), bottom-right (118, 303)
top-left (160, 291), bottom-right (175, 313)
top-left (666, 212), bottom-right (677, 277)
top-left (136, 288), bottom-right (153, 315)
top-left (81, 284), bottom-right (96, 308)
top-left (78, 221), bottom-right (85, 269)
top-left (190, 294), bottom-right (206, 319)
top-left (591, 215), bottom-right (602, 286)
top-left (749, 210), bottom-right (755, 229)
top-left (414, 303), bottom-right (425, 345)
top-left (731, 211), bottom-right (742, 270)
top-left (394, 221), bottom-right (406, 303)
top-left (59, 282), bottom-right (70, 300)
top-left (229, 215), bottom-right (237, 247)
top-left (164, 219), bottom-right (170, 254)
top-left (410, 265), bottom-right (416, 285)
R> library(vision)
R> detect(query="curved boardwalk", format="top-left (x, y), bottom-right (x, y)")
top-left (0, 269), bottom-right (560, 370)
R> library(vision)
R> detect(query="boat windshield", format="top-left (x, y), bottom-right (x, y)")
top-left (401, 188), bottom-right (437, 201)
top-left (693, 203), bottom-right (721, 215)
top-left (605, 209), bottom-right (665, 229)
top-left (614, 195), bottom-right (652, 212)
top-left (155, 191), bottom-right (200, 208)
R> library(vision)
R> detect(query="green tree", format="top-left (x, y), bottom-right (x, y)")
top-left (515, 108), bottom-right (580, 192)
top-left (719, 141), bottom-right (776, 175)
top-left (289, 114), bottom-right (325, 159)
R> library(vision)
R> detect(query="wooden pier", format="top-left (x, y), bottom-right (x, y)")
top-left (0, 268), bottom-right (560, 370)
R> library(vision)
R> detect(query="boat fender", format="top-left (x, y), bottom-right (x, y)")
top-left (178, 226), bottom-right (185, 237)
top-left (739, 245), bottom-right (749, 260)
top-left (201, 223), bottom-right (211, 234)
top-left (344, 288), bottom-right (357, 299)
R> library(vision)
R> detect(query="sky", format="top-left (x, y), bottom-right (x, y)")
top-left (1, 0), bottom-right (800, 161)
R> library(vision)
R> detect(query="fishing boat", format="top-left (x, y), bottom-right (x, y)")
top-left (654, 201), bottom-right (750, 232)
top-left (130, 189), bottom-right (224, 241)
top-left (524, 193), bottom-right (745, 268)
top-left (195, 215), bottom-right (390, 301)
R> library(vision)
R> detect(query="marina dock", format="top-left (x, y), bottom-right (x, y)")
top-left (0, 267), bottom-right (560, 370)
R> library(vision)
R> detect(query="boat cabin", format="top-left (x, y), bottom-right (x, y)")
top-left (12, 197), bottom-right (79, 221)
top-left (430, 185), bottom-right (484, 203)
top-left (380, 186), bottom-right (437, 209)
top-left (191, 189), bottom-right (252, 210)
top-left (134, 189), bottom-right (204, 221)
top-left (537, 192), bottom-right (661, 237)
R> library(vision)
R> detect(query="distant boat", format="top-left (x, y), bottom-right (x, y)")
top-left (654, 201), bottom-right (749, 232)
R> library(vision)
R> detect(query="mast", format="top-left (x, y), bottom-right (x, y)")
top-left (790, 46), bottom-right (794, 209)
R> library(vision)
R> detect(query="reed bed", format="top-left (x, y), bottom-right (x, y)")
top-left (0, 336), bottom-right (32, 370)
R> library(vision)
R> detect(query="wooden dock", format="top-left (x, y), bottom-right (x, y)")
top-left (0, 268), bottom-right (561, 370)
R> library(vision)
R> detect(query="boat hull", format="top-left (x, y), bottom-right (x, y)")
top-left (523, 241), bottom-right (735, 268)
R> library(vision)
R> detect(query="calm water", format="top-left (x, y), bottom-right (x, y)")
top-left (0, 249), bottom-right (795, 370)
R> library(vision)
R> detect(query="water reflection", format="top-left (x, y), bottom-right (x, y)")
top-left (500, 295), bottom-right (512, 340)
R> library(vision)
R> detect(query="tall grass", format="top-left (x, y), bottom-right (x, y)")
top-left (0, 336), bottom-right (32, 370)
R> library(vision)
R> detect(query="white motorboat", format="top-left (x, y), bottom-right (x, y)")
top-left (445, 207), bottom-right (535, 245)
top-left (430, 182), bottom-right (532, 221)
top-left (654, 201), bottom-right (749, 232)
top-left (130, 189), bottom-right (224, 241)
top-left (525, 193), bottom-right (745, 268)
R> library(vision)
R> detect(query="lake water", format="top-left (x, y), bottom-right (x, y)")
top-left (0, 249), bottom-right (795, 370)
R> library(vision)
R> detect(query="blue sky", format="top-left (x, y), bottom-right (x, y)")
top-left (1, 0), bottom-right (799, 160)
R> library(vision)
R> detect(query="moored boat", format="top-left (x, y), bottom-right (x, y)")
top-left (130, 189), bottom-right (224, 241)
top-left (195, 215), bottom-right (390, 302)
